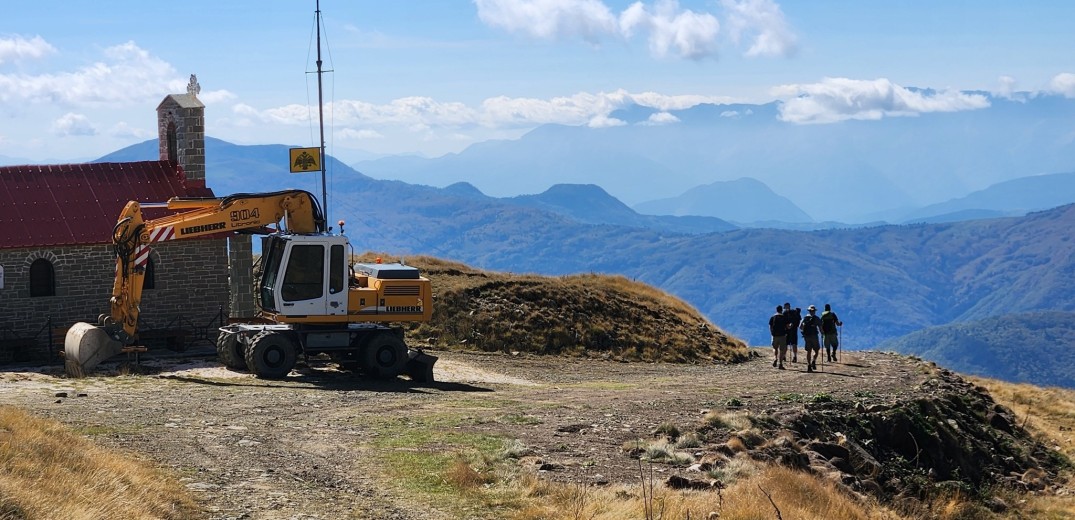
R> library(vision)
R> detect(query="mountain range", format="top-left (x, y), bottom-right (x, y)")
top-left (352, 93), bottom-right (1075, 223)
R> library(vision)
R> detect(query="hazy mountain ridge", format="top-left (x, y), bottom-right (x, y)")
top-left (900, 171), bottom-right (1075, 223)
top-left (354, 93), bottom-right (1075, 222)
top-left (633, 177), bottom-right (813, 223)
top-left (505, 183), bottom-right (737, 234)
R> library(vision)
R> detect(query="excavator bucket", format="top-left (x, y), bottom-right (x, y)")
top-left (64, 322), bottom-right (123, 378)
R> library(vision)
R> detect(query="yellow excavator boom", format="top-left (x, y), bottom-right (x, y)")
top-left (65, 190), bottom-right (325, 377)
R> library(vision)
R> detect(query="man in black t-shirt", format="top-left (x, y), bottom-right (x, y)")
top-left (800, 305), bottom-right (822, 372)
top-left (784, 303), bottom-right (801, 363)
top-left (769, 305), bottom-right (789, 370)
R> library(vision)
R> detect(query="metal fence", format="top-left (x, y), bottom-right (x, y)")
top-left (0, 307), bottom-right (225, 365)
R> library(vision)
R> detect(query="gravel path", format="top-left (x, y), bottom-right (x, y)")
top-left (0, 348), bottom-right (933, 519)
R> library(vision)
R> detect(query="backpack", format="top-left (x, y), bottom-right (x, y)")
top-left (801, 315), bottom-right (820, 336)
top-left (821, 312), bottom-right (838, 334)
top-left (769, 313), bottom-right (788, 336)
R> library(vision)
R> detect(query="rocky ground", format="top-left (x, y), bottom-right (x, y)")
top-left (0, 347), bottom-right (1067, 519)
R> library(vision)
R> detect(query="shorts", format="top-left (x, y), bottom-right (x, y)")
top-left (803, 335), bottom-right (820, 351)
top-left (824, 333), bottom-right (839, 349)
top-left (772, 335), bottom-right (787, 349)
top-left (786, 333), bottom-right (799, 346)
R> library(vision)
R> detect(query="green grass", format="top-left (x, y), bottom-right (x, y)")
top-left (364, 413), bottom-right (521, 517)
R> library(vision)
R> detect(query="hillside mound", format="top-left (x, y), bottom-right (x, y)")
top-left (370, 255), bottom-right (749, 363)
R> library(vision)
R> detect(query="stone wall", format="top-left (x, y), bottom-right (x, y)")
top-left (228, 234), bottom-right (255, 318)
top-left (0, 238), bottom-right (229, 361)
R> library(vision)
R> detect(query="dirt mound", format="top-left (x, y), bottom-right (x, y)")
top-left (688, 361), bottom-right (1070, 512)
top-left (382, 255), bottom-right (748, 363)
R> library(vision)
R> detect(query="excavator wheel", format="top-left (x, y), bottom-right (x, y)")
top-left (362, 332), bottom-right (408, 379)
top-left (244, 331), bottom-right (297, 380)
top-left (216, 331), bottom-right (247, 370)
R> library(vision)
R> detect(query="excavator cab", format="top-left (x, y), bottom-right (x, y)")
top-left (258, 234), bottom-right (348, 317)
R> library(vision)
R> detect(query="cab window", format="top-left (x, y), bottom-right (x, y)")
top-left (281, 245), bottom-right (324, 301)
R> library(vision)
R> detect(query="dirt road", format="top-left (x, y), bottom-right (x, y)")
top-left (0, 349), bottom-right (933, 519)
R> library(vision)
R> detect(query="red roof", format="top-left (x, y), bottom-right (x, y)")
top-left (0, 161), bottom-right (215, 248)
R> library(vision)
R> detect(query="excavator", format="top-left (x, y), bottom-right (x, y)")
top-left (64, 189), bottom-right (436, 381)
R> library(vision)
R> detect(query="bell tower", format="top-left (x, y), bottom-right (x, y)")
top-left (156, 74), bottom-right (206, 185)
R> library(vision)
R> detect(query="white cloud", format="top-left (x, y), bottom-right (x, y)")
top-left (474, 0), bottom-right (799, 60)
top-left (1046, 73), bottom-right (1075, 98)
top-left (52, 113), bottom-right (97, 136)
top-left (108, 121), bottom-right (153, 139)
top-left (587, 114), bottom-right (626, 128)
top-left (474, 0), bottom-right (618, 43)
top-left (642, 111), bottom-right (680, 125)
top-left (773, 77), bottom-right (990, 124)
top-left (0, 35), bottom-right (56, 64)
top-left (993, 75), bottom-right (1017, 99)
top-left (629, 91), bottom-right (735, 110)
top-left (0, 41), bottom-right (185, 106)
top-left (236, 89), bottom-right (731, 132)
top-left (197, 89), bottom-right (237, 104)
top-left (339, 128), bottom-right (384, 140)
top-left (620, 0), bottom-right (720, 60)
top-left (721, 0), bottom-right (797, 58)
top-left (476, 0), bottom-right (726, 60)
top-left (720, 108), bottom-right (752, 118)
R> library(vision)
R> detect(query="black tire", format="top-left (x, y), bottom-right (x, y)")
top-left (361, 332), bottom-right (408, 379)
top-left (216, 331), bottom-right (247, 370)
top-left (245, 331), bottom-right (297, 379)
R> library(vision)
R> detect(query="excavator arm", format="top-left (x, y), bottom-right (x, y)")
top-left (65, 189), bottom-right (325, 376)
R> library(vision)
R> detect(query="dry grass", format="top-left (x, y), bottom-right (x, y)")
top-left (719, 466), bottom-right (902, 520)
top-left (968, 377), bottom-right (1075, 519)
top-left (446, 456), bottom-right (493, 492)
top-left (508, 464), bottom-right (904, 520)
top-left (0, 405), bottom-right (201, 520)
top-left (969, 377), bottom-right (1075, 458)
top-left (357, 253), bottom-right (750, 364)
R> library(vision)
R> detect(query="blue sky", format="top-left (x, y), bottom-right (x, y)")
top-left (2, 0), bottom-right (1074, 164)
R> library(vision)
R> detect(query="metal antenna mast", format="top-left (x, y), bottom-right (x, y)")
top-left (315, 0), bottom-right (328, 222)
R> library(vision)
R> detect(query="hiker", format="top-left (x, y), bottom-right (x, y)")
top-left (821, 303), bottom-right (843, 362)
top-left (784, 303), bottom-right (802, 363)
top-left (800, 305), bottom-right (822, 372)
top-left (769, 305), bottom-right (789, 369)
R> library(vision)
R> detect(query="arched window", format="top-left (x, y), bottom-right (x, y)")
top-left (29, 258), bottom-right (55, 297)
top-left (143, 257), bottom-right (156, 290)
top-left (166, 121), bottom-right (178, 163)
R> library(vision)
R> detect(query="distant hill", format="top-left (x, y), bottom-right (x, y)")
top-left (879, 311), bottom-right (1075, 388)
top-left (901, 172), bottom-right (1075, 223)
top-left (0, 154), bottom-right (33, 167)
top-left (505, 184), bottom-right (736, 234)
top-left (633, 177), bottom-right (812, 224)
top-left (442, 182), bottom-right (489, 200)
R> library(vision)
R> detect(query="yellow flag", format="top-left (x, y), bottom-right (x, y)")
top-left (289, 147), bottom-right (321, 173)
